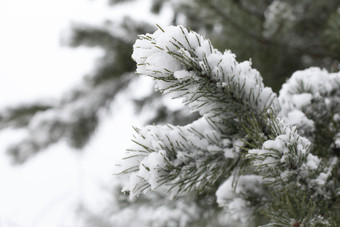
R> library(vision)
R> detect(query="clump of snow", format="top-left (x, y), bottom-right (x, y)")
top-left (291, 93), bottom-right (313, 109)
top-left (286, 109), bottom-right (314, 134)
top-left (305, 153), bottom-right (320, 170)
top-left (216, 175), bottom-right (264, 223)
top-left (309, 157), bottom-right (338, 195)
top-left (279, 67), bottom-right (340, 114)
top-left (222, 138), bottom-right (243, 159)
top-left (334, 133), bottom-right (340, 148)
top-left (263, 0), bottom-right (295, 38)
top-left (173, 70), bottom-right (195, 80)
top-left (279, 67), bottom-right (340, 142)
top-left (248, 121), bottom-right (311, 169)
top-left (333, 113), bottom-right (340, 122)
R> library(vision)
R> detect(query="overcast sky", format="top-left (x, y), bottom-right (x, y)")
top-left (0, 0), bottom-right (172, 226)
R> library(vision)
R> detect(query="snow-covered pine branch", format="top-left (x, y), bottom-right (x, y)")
top-left (132, 25), bottom-right (278, 121)
top-left (119, 25), bottom-right (340, 226)
top-left (120, 25), bottom-right (278, 198)
top-left (120, 117), bottom-right (242, 198)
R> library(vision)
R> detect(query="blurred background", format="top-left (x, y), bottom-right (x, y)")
top-left (0, 0), bottom-right (339, 226)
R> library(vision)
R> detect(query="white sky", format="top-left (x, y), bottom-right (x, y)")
top-left (0, 0), bottom-right (172, 226)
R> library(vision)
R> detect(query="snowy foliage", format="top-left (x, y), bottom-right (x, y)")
top-left (263, 0), bottom-right (295, 38)
top-left (279, 67), bottom-right (340, 141)
top-left (119, 25), bottom-right (340, 226)
top-left (216, 175), bottom-right (264, 223)
top-left (2, 76), bottom-right (131, 163)
top-left (132, 25), bottom-right (278, 116)
top-left (80, 182), bottom-right (240, 227)
top-left (120, 117), bottom-right (239, 198)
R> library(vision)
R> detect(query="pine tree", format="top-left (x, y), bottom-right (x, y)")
top-left (119, 25), bottom-right (340, 226)
top-left (1, 0), bottom-right (340, 226)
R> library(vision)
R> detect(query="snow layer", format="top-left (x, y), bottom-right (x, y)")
top-left (279, 67), bottom-right (340, 113)
top-left (279, 67), bottom-right (340, 146)
top-left (216, 175), bottom-right (264, 223)
top-left (263, 0), bottom-right (295, 38)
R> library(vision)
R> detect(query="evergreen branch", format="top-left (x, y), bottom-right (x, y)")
top-left (119, 117), bottom-right (241, 197)
top-left (120, 25), bottom-right (340, 225)
top-left (6, 76), bottom-right (131, 164)
top-left (231, 0), bottom-right (266, 21)
top-left (203, 1), bottom-right (268, 44)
